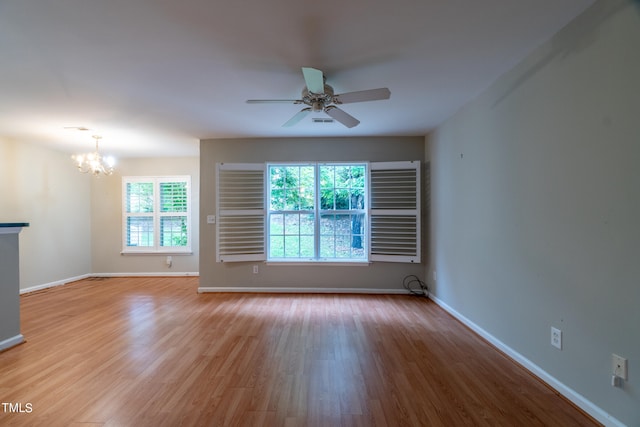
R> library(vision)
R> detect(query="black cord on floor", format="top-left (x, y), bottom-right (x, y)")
top-left (403, 275), bottom-right (429, 298)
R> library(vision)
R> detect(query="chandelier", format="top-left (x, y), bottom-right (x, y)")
top-left (72, 135), bottom-right (115, 176)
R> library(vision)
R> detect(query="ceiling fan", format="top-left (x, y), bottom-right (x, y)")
top-left (246, 67), bottom-right (391, 128)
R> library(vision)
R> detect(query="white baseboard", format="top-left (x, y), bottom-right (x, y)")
top-left (20, 274), bottom-right (91, 294)
top-left (93, 272), bottom-right (199, 277)
top-left (198, 286), bottom-right (408, 295)
top-left (0, 334), bottom-right (24, 352)
top-left (429, 295), bottom-right (624, 427)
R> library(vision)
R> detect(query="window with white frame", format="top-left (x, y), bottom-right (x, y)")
top-left (267, 163), bottom-right (367, 261)
top-left (216, 161), bottom-right (420, 264)
top-left (122, 176), bottom-right (191, 253)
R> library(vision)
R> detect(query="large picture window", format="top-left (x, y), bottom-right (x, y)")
top-left (216, 161), bottom-right (419, 264)
top-left (122, 176), bottom-right (191, 253)
top-left (268, 163), bottom-right (366, 261)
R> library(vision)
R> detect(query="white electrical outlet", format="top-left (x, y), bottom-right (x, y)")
top-left (253, 265), bottom-right (259, 274)
top-left (551, 327), bottom-right (562, 350)
top-left (612, 354), bottom-right (628, 381)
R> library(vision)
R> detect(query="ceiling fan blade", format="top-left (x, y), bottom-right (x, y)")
top-left (282, 108), bottom-right (312, 127)
top-left (334, 88), bottom-right (391, 104)
top-left (246, 99), bottom-right (300, 104)
top-left (301, 67), bottom-right (324, 94)
top-left (325, 106), bottom-right (360, 128)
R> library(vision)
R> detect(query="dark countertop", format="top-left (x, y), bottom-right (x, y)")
top-left (0, 223), bottom-right (29, 227)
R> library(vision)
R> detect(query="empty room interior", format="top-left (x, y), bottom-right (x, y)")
top-left (0, 0), bottom-right (638, 426)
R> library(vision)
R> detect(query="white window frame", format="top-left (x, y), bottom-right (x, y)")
top-left (266, 162), bottom-right (368, 263)
top-left (215, 161), bottom-right (420, 264)
top-left (122, 175), bottom-right (192, 254)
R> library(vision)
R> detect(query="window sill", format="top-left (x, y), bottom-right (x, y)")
top-left (266, 261), bottom-right (370, 267)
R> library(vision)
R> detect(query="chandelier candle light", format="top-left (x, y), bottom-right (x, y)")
top-left (72, 135), bottom-right (115, 176)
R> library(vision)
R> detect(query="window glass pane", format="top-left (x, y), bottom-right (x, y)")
top-left (160, 182), bottom-right (187, 212)
top-left (284, 213), bottom-right (299, 235)
top-left (127, 217), bottom-right (154, 247)
top-left (283, 167), bottom-right (300, 210)
top-left (270, 189), bottom-right (285, 211)
top-left (351, 165), bottom-right (366, 209)
top-left (320, 166), bottom-right (334, 189)
top-left (334, 214), bottom-right (351, 234)
top-left (270, 235), bottom-right (284, 258)
top-left (320, 235), bottom-right (334, 258)
top-left (270, 166), bottom-right (286, 210)
top-left (351, 239), bottom-right (366, 259)
top-left (285, 188), bottom-right (300, 210)
top-left (271, 166), bottom-right (285, 182)
top-left (284, 235), bottom-right (300, 257)
top-left (320, 189), bottom-right (334, 210)
top-left (285, 166), bottom-right (300, 184)
top-left (336, 235), bottom-right (351, 258)
top-left (126, 182), bottom-right (153, 213)
top-left (300, 235), bottom-right (314, 258)
top-left (351, 214), bottom-right (365, 250)
top-left (300, 214), bottom-right (314, 235)
top-left (320, 214), bottom-right (335, 235)
top-left (320, 214), bottom-right (336, 258)
top-left (335, 165), bottom-right (349, 188)
top-left (351, 190), bottom-right (365, 210)
top-left (300, 191), bottom-right (314, 210)
top-left (300, 167), bottom-right (315, 210)
top-left (160, 216), bottom-right (188, 247)
top-left (351, 166), bottom-right (365, 183)
top-left (335, 188), bottom-right (349, 209)
top-left (270, 214), bottom-right (284, 235)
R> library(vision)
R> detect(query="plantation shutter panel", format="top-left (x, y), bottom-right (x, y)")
top-left (216, 163), bottom-right (266, 262)
top-left (369, 161), bottom-right (420, 263)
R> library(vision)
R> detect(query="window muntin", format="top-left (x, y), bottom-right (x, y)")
top-left (267, 163), bottom-right (367, 262)
top-left (123, 176), bottom-right (191, 253)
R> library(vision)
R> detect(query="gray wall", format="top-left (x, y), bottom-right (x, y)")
top-left (91, 156), bottom-right (200, 275)
top-left (200, 137), bottom-right (426, 291)
top-left (428, 1), bottom-right (639, 425)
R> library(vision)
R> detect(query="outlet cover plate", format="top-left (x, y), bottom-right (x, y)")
top-left (612, 354), bottom-right (628, 380)
top-left (551, 327), bottom-right (562, 350)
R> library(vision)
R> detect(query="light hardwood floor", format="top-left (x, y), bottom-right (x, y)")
top-left (0, 277), bottom-right (598, 426)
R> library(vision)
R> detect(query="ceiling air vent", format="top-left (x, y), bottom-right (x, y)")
top-left (312, 118), bottom-right (335, 124)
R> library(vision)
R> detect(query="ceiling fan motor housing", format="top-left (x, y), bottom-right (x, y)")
top-left (302, 84), bottom-right (335, 111)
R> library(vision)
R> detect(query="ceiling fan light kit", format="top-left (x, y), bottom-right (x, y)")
top-left (247, 67), bottom-right (390, 128)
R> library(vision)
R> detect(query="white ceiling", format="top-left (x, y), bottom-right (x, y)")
top-left (0, 0), bottom-right (595, 157)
